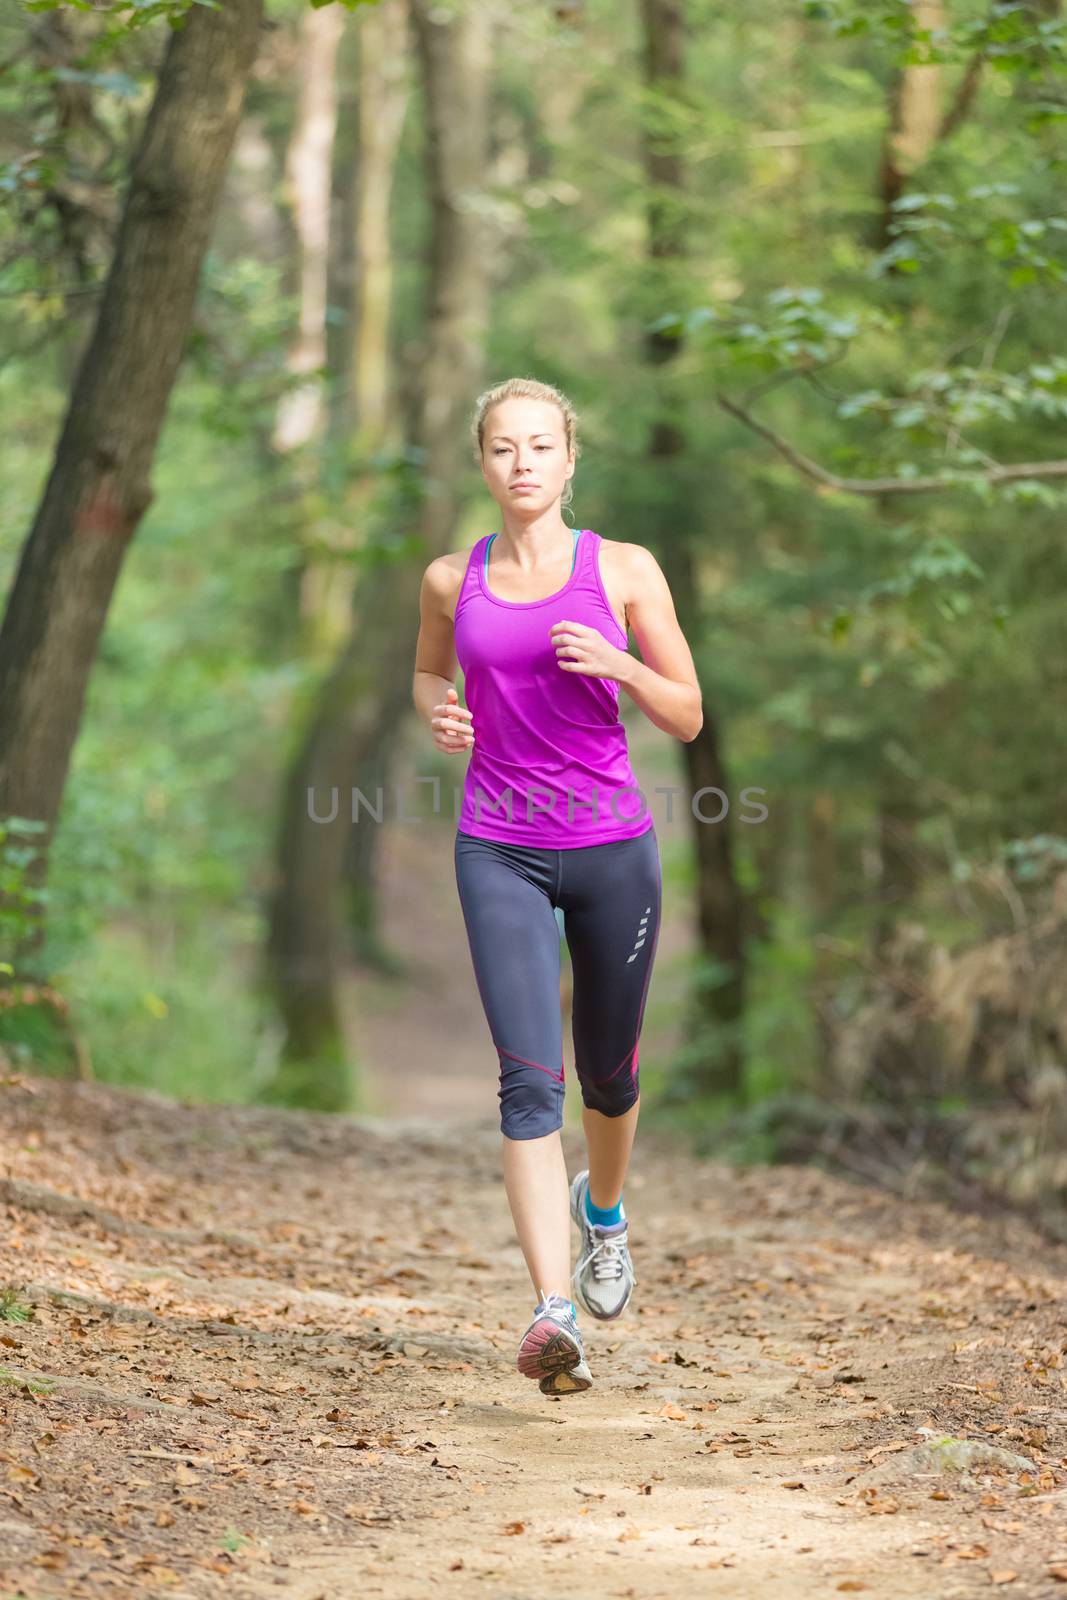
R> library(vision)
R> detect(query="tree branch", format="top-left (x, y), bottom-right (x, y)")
top-left (938, 45), bottom-right (986, 143)
top-left (716, 391), bottom-right (1067, 496)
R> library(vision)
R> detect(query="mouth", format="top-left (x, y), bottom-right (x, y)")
top-left (511, 484), bottom-right (539, 492)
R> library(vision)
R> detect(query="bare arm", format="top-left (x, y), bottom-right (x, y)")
top-left (616, 545), bottom-right (703, 742)
top-left (412, 558), bottom-right (475, 752)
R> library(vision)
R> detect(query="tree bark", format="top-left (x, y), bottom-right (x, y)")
top-left (269, 0), bottom-right (347, 673)
top-left (263, 0), bottom-right (491, 1103)
top-left (273, 1), bottom-right (345, 460)
top-left (349, 0), bottom-right (409, 450)
top-left (808, 790), bottom-right (838, 1078)
top-left (638, 0), bottom-right (747, 1100)
top-left (874, 0), bottom-right (944, 251)
top-left (0, 0), bottom-right (265, 974)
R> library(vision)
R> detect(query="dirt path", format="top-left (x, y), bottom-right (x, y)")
top-left (2, 1075), bottom-right (1067, 1599)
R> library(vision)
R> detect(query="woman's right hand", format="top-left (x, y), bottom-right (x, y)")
top-left (432, 685), bottom-right (475, 753)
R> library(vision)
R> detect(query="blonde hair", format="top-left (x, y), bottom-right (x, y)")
top-left (471, 377), bottom-right (581, 512)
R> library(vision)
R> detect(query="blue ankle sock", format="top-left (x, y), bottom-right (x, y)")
top-left (585, 1187), bottom-right (625, 1228)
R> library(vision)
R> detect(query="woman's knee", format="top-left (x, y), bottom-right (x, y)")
top-left (497, 1049), bottom-right (565, 1139)
top-left (576, 1053), bottom-right (639, 1119)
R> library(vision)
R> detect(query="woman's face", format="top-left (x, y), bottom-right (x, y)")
top-left (480, 397), bottom-right (575, 516)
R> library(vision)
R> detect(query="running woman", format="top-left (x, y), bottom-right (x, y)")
top-left (412, 377), bottom-right (702, 1396)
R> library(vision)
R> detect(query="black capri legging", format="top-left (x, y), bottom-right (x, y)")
top-left (454, 825), bottom-right (662, 1140)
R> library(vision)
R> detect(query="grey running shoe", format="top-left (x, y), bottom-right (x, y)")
top-left (516, 1290), bottom-right (593, 1395)
top-left (569, 1168), bottom-right (636, 1321)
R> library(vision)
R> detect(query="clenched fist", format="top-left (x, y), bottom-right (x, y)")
top-left (431, 685), bottom-right (475, 754)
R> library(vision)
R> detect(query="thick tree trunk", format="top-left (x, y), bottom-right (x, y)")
top-left (639, 0), bottom-right (747, 1100)
top-left (350, 0), bottom-right (409, 449)
top-left (337, 0), bottom-right (412, 972)
top-left (269, 0), bottom-right (347, 683)
top-left (273, 1), bottom-right (345, 460)
top-left (0, 0), bottom-right (265, 974)
top-left (263, 0), bottom-right (491, 1103)
top-left (874, 0), bottom-right (944, 251)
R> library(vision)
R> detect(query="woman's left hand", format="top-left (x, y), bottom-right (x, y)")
top-left (549, 620), bottom-right (630, 681)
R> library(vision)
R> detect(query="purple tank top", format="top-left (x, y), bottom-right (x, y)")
top-left (453, 527), bottom-right (653, 847)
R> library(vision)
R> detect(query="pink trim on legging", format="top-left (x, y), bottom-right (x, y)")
top-left (586, 1040), bottom-right (636, 1086)
top-left (496, 1044), bottom-right (565, 1083)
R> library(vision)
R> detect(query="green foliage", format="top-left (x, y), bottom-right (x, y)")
top-left (0, 1001), bottom-right (71, 1077)
top-left (0, 1287), bottom-right (35, 1324)
top-left (0, 818), bottom-right (49, 965)
top-left (877, 185), bottom-right (1067, 286)
top-left (1000, 834), bottom-right (1067, 883)
top-left (0, 1365), bottom-right (52, 1394)
top-left (23, 0), bottom-right (221, 29)
top-left (51, 918), bottom-right (278, 1103)
top-left (805, 0), bottom-right (1067, 84)
top-left (1, 0), bottom-right (1065, 1134)
top-left (217, 1527), bottom-right (250, 1553)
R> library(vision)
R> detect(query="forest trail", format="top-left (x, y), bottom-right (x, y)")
top-left (3, 1076), bottom-right (1067, 1600)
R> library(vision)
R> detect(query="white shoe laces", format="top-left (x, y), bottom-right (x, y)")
top-left (585, 1227), bottom-right (627, 1283)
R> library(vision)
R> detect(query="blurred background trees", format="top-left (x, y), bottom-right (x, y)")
top-left (1, 0), bottom-right (1066, 1224)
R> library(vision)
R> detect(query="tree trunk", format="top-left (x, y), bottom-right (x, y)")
top-left (873, 771), bottom-right (924, 958)
top-left (638, 0), bottom-right (747, 1100)
top-left (874, 0), bottom-right (944, 251)
top-left (273, 1), bottom-right (345, 460)
top-left (808, 790), bottom-right (838, 1078)
top-left (349, 0), bottom-right (409, 450)
top-left (263, 0), bottom-right (491, 1104)
top-left (336, 0), bottom-right (412, 972)
top-left (0, 0), bottom-right (265, 974)
top-left (269, 0), bottom-right (347, 680)
top-left (229, 115), bottom-right (287, 268)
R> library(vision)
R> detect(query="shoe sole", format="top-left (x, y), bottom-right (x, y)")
top-left (539, 1357), bottom-right (593, 1395)
top-left (517, 1315), bottom-right (592, 1393)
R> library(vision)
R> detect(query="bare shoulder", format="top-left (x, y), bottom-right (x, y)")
top-left (597, 539), bottom-right (667, 630)
top-left (422, 548), bottom-right (471, 624)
